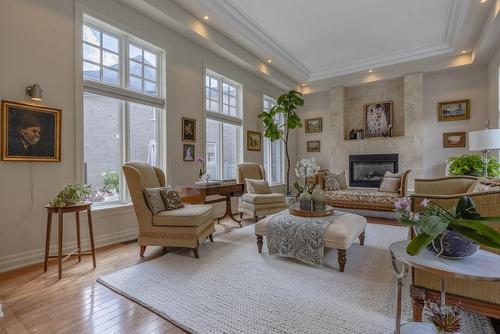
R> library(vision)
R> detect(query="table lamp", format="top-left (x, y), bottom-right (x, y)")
top-left (468, 128), bottom-right (500, 177)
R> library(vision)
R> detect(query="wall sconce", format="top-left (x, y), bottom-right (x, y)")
top-left (26, 84), bottom-right (43, 101)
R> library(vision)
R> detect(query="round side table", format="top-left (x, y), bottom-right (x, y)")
top-left (389, 240), bottom-right (500, 334)
top-left (44, 202), bottom-right (96, 280)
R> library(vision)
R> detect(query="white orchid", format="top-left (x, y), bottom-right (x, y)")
top-left (294, 158), bottom-right (320, 179)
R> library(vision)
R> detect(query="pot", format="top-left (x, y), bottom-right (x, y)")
top-left (426, 229), bottom-right (479, 259)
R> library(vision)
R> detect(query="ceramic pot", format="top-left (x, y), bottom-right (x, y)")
top-left (426, 229), bottom-right (479, 259)
top-left (311, 187), bottom-right (326, 211)
top-left (299, 192), bottom-right (312, 211)
top-left (285, 194), bottom-right (297, 208)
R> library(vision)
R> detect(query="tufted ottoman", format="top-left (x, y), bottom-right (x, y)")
top-left (254, 211), bottom-right (367, 272)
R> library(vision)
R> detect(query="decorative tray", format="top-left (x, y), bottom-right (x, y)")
top-left (289, 204), bottom-right (334, 217)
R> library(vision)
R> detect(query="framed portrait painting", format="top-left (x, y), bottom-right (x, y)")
top-left (443, 132), bottom-right (466, 148)
top-left (247, 131), bottom-right (261, 151)
top-left (305, 118), bottom-right (322, 133)
top-left (438, 99), bottom-right (470, 122)
top-left (363, 100), bottom-right (393, 138)
top-left (1, 100), bottom-right (61, 162)
top-left (306, 140), bottom-right (320, 152)
top-left (182, 117), bottom-right (196, 142)
top-left (183, 144), bottom-right (195, 161)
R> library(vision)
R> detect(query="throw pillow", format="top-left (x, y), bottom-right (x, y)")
top-left (246, 178), bottom-right (272, 194)
top-left (323, 171), bottom-right (348, 190)
top-left (324, 174), bottom-right (342, 191)
top-left (143, 188), bottom-right (167, 214)
top-left (160, 186), bottom-right (184, 210)
top-left (470, 178), bottom-right (500, 193)
top-left (379, 177), bottom-right (401, 193)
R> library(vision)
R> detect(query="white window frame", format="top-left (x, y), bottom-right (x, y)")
top-left (263, 95), bottom-right (285, 185)
top-left (204, 69), bottom-right (243, 180)
top-left (79, 14), bottom-right (166, 207)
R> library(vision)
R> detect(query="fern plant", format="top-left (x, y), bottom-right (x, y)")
top-left (50, 183), bottom-right (92, 207)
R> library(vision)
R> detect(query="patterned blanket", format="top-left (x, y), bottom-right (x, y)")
top-left (267, 211), bottom-right (342, 266)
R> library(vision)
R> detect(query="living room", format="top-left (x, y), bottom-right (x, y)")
top-left (1, 0), bottom-right (500, 333)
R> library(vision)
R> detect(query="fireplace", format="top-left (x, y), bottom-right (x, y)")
top-left (349, 154), bottom-right (398, 188)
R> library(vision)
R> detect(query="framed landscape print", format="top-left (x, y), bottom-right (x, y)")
top-left (183, 144), bottom-right (195, 161)
top-left (363, 100), bottom-right (393, 138)
top-left (305, 118), bottom-right (322, 133)
top-left (443, 132), bottom-right (466, 148)
top-left (1, 100), bottom-right (61, 162)
top-left (247, 131), bottom-right (261, 151)
top-left (306, 140), bottom-right (320, 152)
top-left (182, 117), bottom-right (196, 142)
top-left (438, 99), bottom-right (470, 122)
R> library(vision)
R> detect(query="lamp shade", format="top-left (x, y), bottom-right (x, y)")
top-left (468, 129), bottom-right (500, 151)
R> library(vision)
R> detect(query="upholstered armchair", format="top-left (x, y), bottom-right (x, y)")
top-left (123, 161), bottom-right (215, 258)
top-left (410, 176), bottom-right (500, 321)
top-left (236, 162), bottom-right (287, 220)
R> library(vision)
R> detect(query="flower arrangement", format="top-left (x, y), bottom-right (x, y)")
top-left (50, 183), bottom-right (92, 207)
top-left (195, 156), bottom-right (205, 179)
top-left (293, 158), bottom-right (320, 196)
top-left (395, 196), bottom-right (500, 256)
top-left (425, 301), bottom-right (461, 333)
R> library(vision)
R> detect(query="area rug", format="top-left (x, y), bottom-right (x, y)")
top-left (97, 223), bottom-right (494, 334)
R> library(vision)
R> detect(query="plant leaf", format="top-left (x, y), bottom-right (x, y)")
top-left (449, 219), bottom-right (500, 247)
top-left (419, 215), bottom-right (449, 237)
top-left (406, 232), bottom-right (436, 255)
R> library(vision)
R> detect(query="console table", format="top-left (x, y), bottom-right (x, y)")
top-left (389, 240), bottom-right (500, 334)
top-left (176, 183), bottom-right (245, 226)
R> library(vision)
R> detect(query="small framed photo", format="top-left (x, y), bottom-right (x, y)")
top-left (247, 130), bottom-right (261, 151)
top-left (363, 100), bottom-right (393, 138)
top-left (305, 118), bottom-right (322, 133)
top-left (183, 144), bottom-right (195, 161)
top-left (1, 100), bottom-right (61, 162)
top-left (306, 140), bottom-right (320, 152)
top-left (443, 132), bottom-right (466, 148)
top-left (182, 117), bottom-right (196, 142)
top-left (438, 99), bottom-right (470, 122)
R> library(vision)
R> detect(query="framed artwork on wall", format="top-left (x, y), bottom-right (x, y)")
top-left (306, 140), bottom-right (320, 152)
top-left (443, 132), bottom-right (466, 148)
top-left (363, 100), bottom-right (393, 138)
top-left (183, 143), bottom-right (195, 161)
top-left (247, 130), bottom-right (261, 151)
top-left (305, 118), bottom-right (322, 133)
top-left (438, 99), bottom-right (470, 122)
top-left (182, 117), bottom-right (196, 142)
top-left (1, 100), bottom-right (61, 162)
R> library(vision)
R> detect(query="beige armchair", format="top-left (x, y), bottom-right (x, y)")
top-left (236, 162), bottom-right (287, 220)
top-left (123, 161), bottom-right (215, 258)
top-left (410, 176), bottom-right (500, 321)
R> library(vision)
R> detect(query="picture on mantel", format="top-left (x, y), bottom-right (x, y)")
top-left (363, 101), bottom-right (393, 138)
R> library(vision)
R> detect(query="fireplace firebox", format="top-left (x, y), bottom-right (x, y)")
top-left (349, 154), bottom-right (398, 188)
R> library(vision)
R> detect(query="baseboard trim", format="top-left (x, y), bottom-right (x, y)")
top-left (0, 227), bottom-right (138, 273)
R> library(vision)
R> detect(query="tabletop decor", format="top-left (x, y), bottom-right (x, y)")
top-left (425, 300), bottom-right (461, 334)
top-left (195, 156), bottom-right (207, 180)
top-left (49, 183), bottom-right (92, 207)
top-left (293, 158), bottom-right (320, 210)
top-left (395, 196), bottom-right (500, 258)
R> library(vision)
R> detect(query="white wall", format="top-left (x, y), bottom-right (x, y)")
top-left (489, 46), bottom-right (500, 129)
top-left (0, 0), bottom-right (289, 272)
top-left (422, 65), bottom-right (490, 177)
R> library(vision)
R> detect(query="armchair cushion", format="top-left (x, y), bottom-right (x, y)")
top-left (152, 204), bottom-right (214, 227)
top-left (241, 192), bottom-right (285, 205)
top-left (246, 179), bottom-right (272, 194)
top-left (143, 187), bottom-right (167, 214)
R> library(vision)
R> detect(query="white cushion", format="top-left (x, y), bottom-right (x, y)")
top-left (241, 192), bottom-right (286, 205)
top-left (153, 204), bottom-right (213, 227)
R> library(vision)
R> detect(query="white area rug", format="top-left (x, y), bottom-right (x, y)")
top-left (98, 223), bottom-right (494, 334)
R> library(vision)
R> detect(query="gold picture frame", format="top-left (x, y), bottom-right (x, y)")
top-left (1, 100), bottom-right (61, 162)
top-left (306, 140), bottom-right (320, 152)
top-left (247, 130), bottom-right (261, 151)
top-left (438, 99), bottom-right (470, 122)
top-left (305, 118), bottom-right (322, 133)
top-left (182, 117), bottom-right (196, 142)
top-left (443, 132), bottom-right (466, 148)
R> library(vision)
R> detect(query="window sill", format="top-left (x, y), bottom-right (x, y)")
top-left (89, 202), bottom-right (134, 217)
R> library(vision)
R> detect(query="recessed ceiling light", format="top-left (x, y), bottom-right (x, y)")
top-left (301, 83), bottom-right (306, 87)
top-left (480, 0), bottom-right (488, 3)
top-left (267, 59), bottom-right (272, 63)
top-left (203, 16), bottom-right (209, 20)
top-left (461, 50), bottom-right (468, 54)
top-left (368, 69), bottom-right (373, 73)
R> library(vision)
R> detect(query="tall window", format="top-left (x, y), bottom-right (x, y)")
top-left (263, 95), bottom-right (284, 185)
top-left (82, 16), bottom-right (164, 205)
top-left (205, 70), bottom-right (242, 180)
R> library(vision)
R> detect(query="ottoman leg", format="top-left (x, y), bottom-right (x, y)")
top-left (337, 249), bottom-right (346, 272)
top-left (359, 231), bottom-right (366, 246)
top-left (256, 235), bottom-right (263, 253)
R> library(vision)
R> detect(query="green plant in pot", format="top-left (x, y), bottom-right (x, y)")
top-left (50, 183), bottom-right (92, 207)
top-left (447, 154), bottom-right (499, 178)
top-left (395, 196), bottom-right (500, 258)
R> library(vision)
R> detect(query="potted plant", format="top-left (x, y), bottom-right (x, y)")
top-left (395, 196), bottom-right (500, 257)
top-left (50, 183), bottom-right (92, 207)
top-left (425, 300), bottom-right (462, 333)
top-left (293, 158), bottom-right (320, 210)
top-left (259, 90), bottom-right (304, 195)
top-left (447, 154), bottom-right (499, 178)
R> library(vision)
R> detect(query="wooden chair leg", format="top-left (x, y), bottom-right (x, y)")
top-left (193, 247), bottom-right (200, 258)
top-left (337, 249), bottom-right (346, 272)
top-left (240, 212), bottom-right (243, 219)
top-left (359, 231), bottom-right (365, 246)
top-left (209, 234), bottom-right (214, 242)
top-left (43, 213), bottom-right (52, 272)
top-left (256, 235), bottom-right (263, 253)
top-left (140, 246), bottom-right (146, 257)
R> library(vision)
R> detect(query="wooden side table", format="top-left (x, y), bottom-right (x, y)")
top-left (44, 202), bottom-right (96, 279)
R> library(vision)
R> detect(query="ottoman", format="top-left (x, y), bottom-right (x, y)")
top-left (255, 211), bottom-right (367, 272)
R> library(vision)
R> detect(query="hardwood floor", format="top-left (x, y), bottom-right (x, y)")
top-left (0, 217), bottom-right (397, 334)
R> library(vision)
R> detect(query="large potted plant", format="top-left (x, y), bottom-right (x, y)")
top-left (258, 90), bottom-right (304, 194)
top-left (447, 154), bottom-right (499, 178)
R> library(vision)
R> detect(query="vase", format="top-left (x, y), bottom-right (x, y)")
top-left (285, 194), bottom-right (296, 208)
top-left (311, 186), bottom-right (326, 211)
top-left (299, 192), bottom-right (312, 210)
top-left (426, 229), bottom-right (479, 259)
